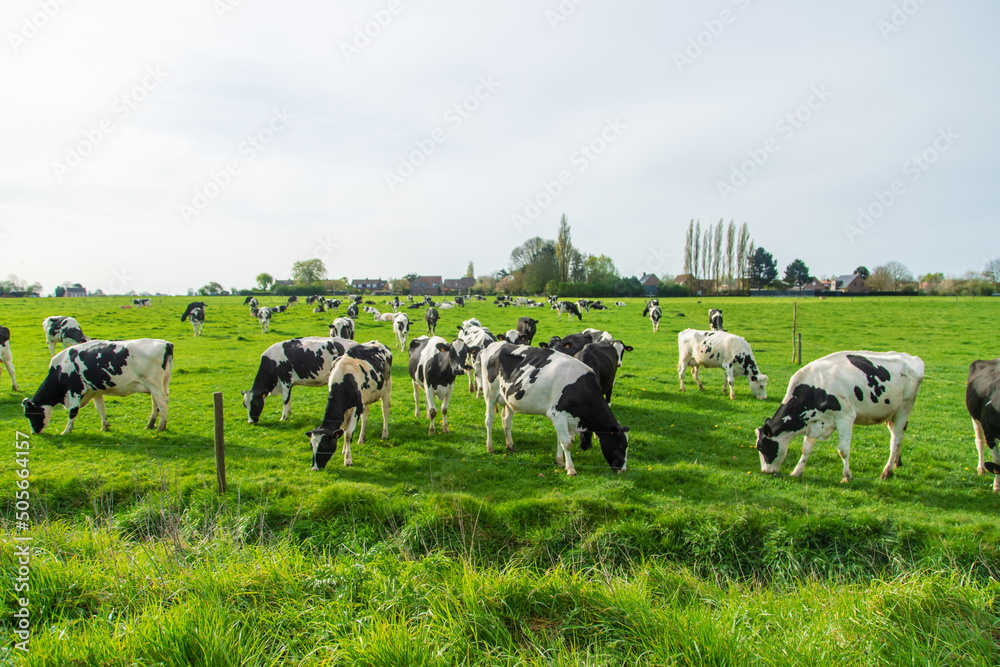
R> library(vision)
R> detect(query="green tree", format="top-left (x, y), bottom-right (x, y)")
top-left (749, 247), bottom-right (777, 289)
top-left (584, 254), bottom-right (619, 284)
top-left (854, 266), bottom-right (870, 280)
top-left (292, 259), bottom-right (326, 284)
top-left (256, 272), bottom-right (274, 290)
top-left (199, 281), bottom-right (224, 296)
top-left (569, 249), bottom-right (586, 283)
top-left (465, 262), bottom-right (474, 279)
top-left (783, 259), bottom-right (811, 288)
top-left (555, 214), bottom-right (573, 283)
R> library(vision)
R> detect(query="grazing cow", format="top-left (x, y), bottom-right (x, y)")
top-left (258, 307), bottom-right (273, 333)
top-left (393, 313), bottom-right (410, 351)
top-left (408, 336), bottom-right (469, 434)
top-left (552, 301), bottom-right (583, 322)
top-left (407, 302), bottom-right (424, 310)
top-left (516, 317), bottom-right (538, 345)
top-left (456, 323), bottom-right (497, 395)
top-left (189, 307), bottom-right (205, 336)
top-left (755, 351), bottom-right (925, 482)
top-left (480, 342), bottom-right (629, 475)
top-left (286, 295), bottom-right (298, 306)
top-left (346, 303), bottom-right (359, 320)
top-left (132, 298), bottom-right (151, 307)
top-left (502, 329), bottom-right (531, 344)
top-left (306, 341), bottom-right (393, 469)
top-left (677, 329), bottom-right (768, 400)
top-left (455, 295), bottom-right (465, 308)
top-left (43, 316), bottom-right (89, 356)
top-left (180, 302), bottom-right (207, 322)
top-left (614, 301), bottom-right (626, 307)
top-left (329, 317), bottom-right (354, 340)
top-left (577, 299), bottom-right (592, 313)
top-left (574, 340), bottom-right (631, 403)
top-left (22, 338), bottom-right (173, 434)
top-left (967, 358), bottom-right (1000, 492)
top-left (328, 299), bottom-right (341, 311)
top-left (274, 305), bottom-right (287, 314)
top-left (242, 336), bottom-right (357, 423)
top-left (709, 309), bottom-right (724, 331)
top-left (0, 325), bottom-right (18, 391)
top-left (544, 332), bottom-right (631, 364)
top-left (425, 307), bottom-right (439, 335)
top-left (644, 304), bottom-right (662, 332)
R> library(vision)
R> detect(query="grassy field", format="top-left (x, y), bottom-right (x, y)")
top-left (1, 294), bottom-right (999, 665)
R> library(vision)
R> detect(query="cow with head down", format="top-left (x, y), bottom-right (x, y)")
top-left (755, 350), bottom-right (924, 483)
top-left (967, 358), bottom-right (1000, 492)
top-left (43, 316), bottom-right (89, 357)
top-left (677, 329), bottom-right (767, 400)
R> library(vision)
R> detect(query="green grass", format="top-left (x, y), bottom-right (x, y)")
top-left (1, 294), bottom-right (999, 664)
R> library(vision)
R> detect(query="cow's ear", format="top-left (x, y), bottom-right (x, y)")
top-left (331, 429), bottom-right (344, 438)
top-left (538, 342), bottom-right (548, 348)
top-left (435, 342), bottom-right (448, 352)
top-left (624, 345), bottom-right (634, 352)
top-left (620, 426), bottom-right (630, 434)
top-left (761, 424), bottom-right (772, 437)
top-left (21, 398), bottom-right (31, 408)
top-left (305, 430), bottom-right (315, 437)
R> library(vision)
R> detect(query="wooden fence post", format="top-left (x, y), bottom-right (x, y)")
top-left (791, 302), bottom-right (797, 362)
top-left (214, 392), bottom-right (226, 494)
top-left (797, 333), bottom-right (802, 366)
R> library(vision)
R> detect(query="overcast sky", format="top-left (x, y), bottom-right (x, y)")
top-left (0, 0), bottom-right (996, 295)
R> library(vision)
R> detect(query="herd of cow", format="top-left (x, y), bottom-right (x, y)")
top-left (1, 296), bottom-right (998, 490)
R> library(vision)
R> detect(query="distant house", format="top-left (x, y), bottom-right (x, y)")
top-left (65, 283), bottom-right (87, 298)
top-left (443, 277), bottom-right (475, 293)
top-left (411, 275), bottom-right (443, 296)
top-left (798, 280), bottom-right (828, 292)
top-left (674, 274), bottom-right (709, 296)
top-left (639, 274), bottom-right (659, 296)
top-left (352, 278), bottom-right (387, 291)
top-left (833, 274), bottom-right (868, 293)
top-left (272, 279), bottom-right (295, 288)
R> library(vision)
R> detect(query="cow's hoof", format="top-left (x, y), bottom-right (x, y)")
top-left (879, 470), bottom-right (893, 480)
top-left (841, 477), bottom-right (851, 484)
top-left (567, 470), bottom-right (577, 476)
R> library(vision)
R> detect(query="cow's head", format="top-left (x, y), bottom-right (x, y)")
top-left (438, 341), bottom-right (467, 375)
top-left (755, 423), bottom-right (790, 474)
top-left (749, 374), bottom-right (769, 400)
top-left (611, 341), bottom-right (634, 367)
top-left (306, 427), bottom-right (343, 470)
top-left (241, 390), bottom-right (265, 424)
top-left (583, 425), bottom-right (629, 473)
top-left (21, 398), bottom-right (52, 434)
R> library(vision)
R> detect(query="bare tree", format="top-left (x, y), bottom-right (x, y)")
top-left (701, 223), bottom-right (712, 286)
top-left (712, 219), bottom-right (723, 294)
top-left (683, 220), bottom-right (694, 277)
top-left (984, 257), bottom-right (1000, 291)
top-left (736, 222), bottom-right (749, 293)
top-left (692, 220), bottom-right (701, 280)
top-left (725, 220), bottom-right (736, 294)
top-left (555, 214), bottom-right (573, 283)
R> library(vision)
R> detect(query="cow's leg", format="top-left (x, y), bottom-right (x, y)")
top-left (502, 405), bottom-right (515, 452)
top-left (380, 391), bottom-right (390, 440)
top-left (343, 414), bottom-right (358, 466)
top-left (677, 357), bottom-right (687, 391)
top-left (425, 386), bottom-right (438, 435)
top-left (411, 380), bottom-right (420, 417)
top-left (835, 422), bottom-right (854, 483)
top-left (881, 414), bottom-right (908, 480)
top-left (148, 387), bottom-right (169, 431)
top-left (357, 406), bottom-right (370, 445)
top-left (440, 386), bottom-right (454, 434)
top-left (550, 414), bottom-right (576, 475)
top-left (92, 396), bottom-right (109, 431)
top-left (47, 340), bottom-right (56, 357)
top-left (973, 418), bottom-right (990, 475)
top-left (725, 364), bottom-right (736, 399)
top-left (790, 436), bottom-right (817, 477)
top-left (280, 384), bottom-right (293, 421)
top-left (484, 392), bottom-right (497, 453)
top-left (62, 397), bottom-right (83, 435)
top-left (1, 344), bottom-right (17, 391)
top-left (691, 365), bottom-right (703, 391)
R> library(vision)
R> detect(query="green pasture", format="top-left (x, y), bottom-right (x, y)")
top-left (1, 294), bottom-right (999, 665)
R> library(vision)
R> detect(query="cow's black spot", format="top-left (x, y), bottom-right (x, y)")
top-left (0, 326), bottom-right (10, 347)
top-left (77, 344), bottom-right (131, 391)
top-left (282, 339), bottom-right (326, 381)
top-left (847, 354), bottom-right (891, 404)
top-left (854, 386), bottom-right (864, 401)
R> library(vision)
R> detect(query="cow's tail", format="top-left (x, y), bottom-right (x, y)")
top-left (161, 342), bottom-right (174, 394)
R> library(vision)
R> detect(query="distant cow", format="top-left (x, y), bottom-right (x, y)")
top-left (257, 307), bottom-right (273, 333)
top-left (286, 296), bottom-right (298, 307)
top-left (480, 342), bottom-right (629, 475)
top-left (553, 301), bottom-right (583, 322)
top-left (329, 317), bottom-right (354, 340)
top-left (967, 358), bottom-right (1000, 492)
top-left (189, 307), bottom-right (205, 336)
top-left (306, 341), bottom-right (393, 469)
top-left (756, 351), bottom-right (924, 483)
top-left (242, 336), bottom-right (357, 423)
top-left (408, 335), bottom-right (469, 434)
top-left (516, 317), bottom-right (538, 345)
top-left (0, 325), bottom-right (19, 391)
top-left (346, 303), bottom-right (359, 320)
top-left (245, 297), bottom-right (259, 309)
top-left (22, 339), bottom-right (173, 434)
top-left (425, 307), bottom-right (439, 335)
top-left (393, 313), bottom-right (410, 351)
top-left (642, 303), bottom-right (661, 332)
top-left (43, 316), bottom-right (89, 356)
top-left (455, 295), bottom-right (465, 308)
top-left (181, 302), bottom-right (207, 322)
top-left (709, 309), bottom-right (724, 331)
top-left (614, 301), bottom-right (626, 307)
top-left (677, 329), bottom-right (767, 399)
top-left (132, 298), bottom-right (151, 307)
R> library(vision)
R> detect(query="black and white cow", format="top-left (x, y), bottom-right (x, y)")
top-left (181, 302), bottom-right (207, 322)
top-left (43, 316), bottom-right (89, 356)
top-left (967, 358), bottom-right (1000, 492)
top-left (243, 296), bottom-right (254, 306)
top-left (480, 342), bottom-right (629, 475)
top-left (408, 335), bottom-right (469, 434)
top-left (756, 351), bottom-right (925, 483)
top-left (313, 300), bottom-right (327, 313)
top-left (425, 307), bottom-right (439, 335)
top-left (286, 295), bottom-right (298, 307)
top-left (501, 329), bottom-right (531, 344)
top-left (574, 340), bottom-right (633, 403)
top-left (456, 320), bottom-right (496, 395)
top-left (455, 295), bottom-right (465, 308)
top-left (257, 307), bottom-right (273, 333)
top-left (242, 337), bottom-right (357, 423)
top-left (346, 303), bottom-right (359, 320)
top-left (246, 297), bottom-right (259, 309)
top-left (22, 338), bottom-right (173, 434)
top-left (540, 329), bottom-right (611, 356)
top-left (614, 301), bottom-right (626, 307)
top-left (709, 308), bottom-right (724, 331)
top-left (393, 313), bottom-right (410, 351)
top-left (517, 317), bottom-right (539, 345)
top-left (132, 298), bottom-right (151, 307)
top-left (577, 299), bottom-right (592, 313)
top-left (390, 296), bottom-right (401, 312)
top-left (0, 325), bottom-right (19, 391)
top-left (189, 306), bottom-right (205, 336)
top-left (329, 317), bottom-right (354, 340)
top-left (306, 295), bottom-right (320, 306)
top-left (274, 305), bottom-right (287, 314)
top-left (677, 329), bottom-right (767, 399)
top-left (328, 299), bottom-right (341, 311)
top-left (642, 303), bottom-right (661, 332)
top-left (552, 301), bottom-right (583, 322)
top-left (306, 341), bottom-right (393, 469)
top-left (591, 303), bottom-right (608, 310)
